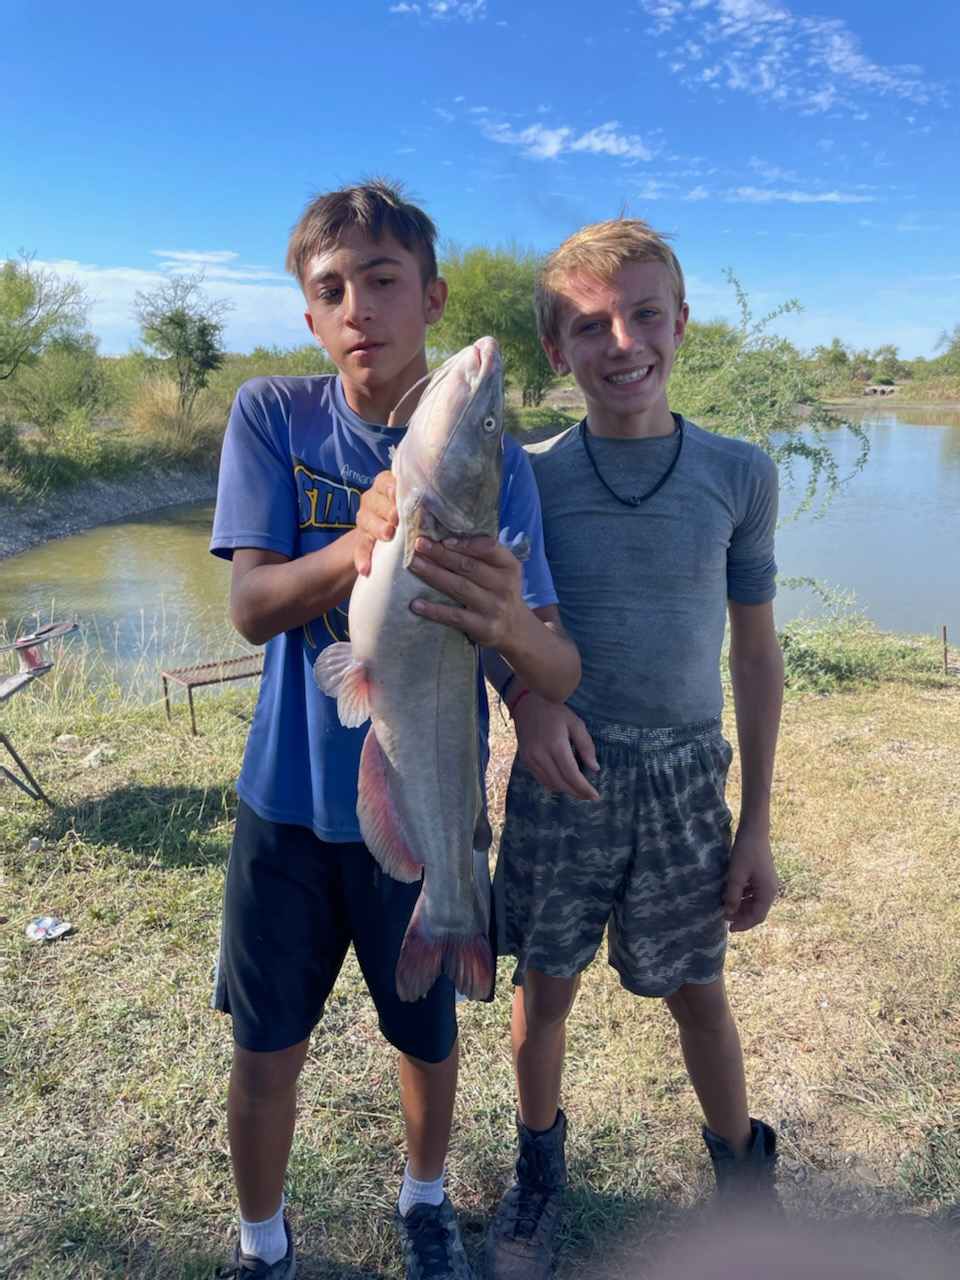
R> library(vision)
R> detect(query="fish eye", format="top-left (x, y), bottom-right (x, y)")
top-left (483, 415), bottom-right (498, 433)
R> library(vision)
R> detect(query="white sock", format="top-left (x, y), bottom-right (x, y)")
top-left (398, 1163), bottom-right (445, 1217)
top-left (239, 1197), bottom-right (287, 1265)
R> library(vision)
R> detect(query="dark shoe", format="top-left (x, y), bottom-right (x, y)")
top-left (703, 1117), bottom-right (781, 1213)
top-left (396, 1196), bottom-right (474, 1280)
top-left (486, 1110), bottom-right (568, 1280)
top-left (214, 1214), bottom-right (296, 1278)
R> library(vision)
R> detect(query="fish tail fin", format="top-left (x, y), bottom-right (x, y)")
top-left (443, 929), bottom-right (494, 1003)
top-left (396, 895), bottom-right (443, 1003)
top-left (396, 893), bottom-right (494, 1004)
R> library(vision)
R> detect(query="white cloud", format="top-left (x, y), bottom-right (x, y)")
top-left (150, 249), bottom-right (287, 283)
top-left (685, 185), bottom-right (710, 200)
top-left (389, 0), bottom-right (486, 19)
top-left (481, 118), bottom-right (653, 162)
top-left (748, 156), bottom-right (800, 184)
top-left (638, 0), bottom-right (944, 115)
top-left (150, 249), bottom-right (239, 265)
top-left (36, 257), bottom-right (304, 355)
top-left (569, 122), bottom-right (652, 161)
top-left (731, 186), bottom-right (876, 203)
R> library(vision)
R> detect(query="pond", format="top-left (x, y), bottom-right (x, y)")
top-left (1, 407), bottom-right (958, 682)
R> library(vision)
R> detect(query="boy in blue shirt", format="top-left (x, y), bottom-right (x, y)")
top-left (209, 180), bottom-right (579, 1280)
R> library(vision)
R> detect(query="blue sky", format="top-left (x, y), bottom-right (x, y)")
top-left (3, 0), bottom-right (956, 357)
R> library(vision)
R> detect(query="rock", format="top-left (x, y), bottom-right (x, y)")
top-left (55, 734), bottom-right (81, 750)
top-left (81, 745), bottom-right (114, 768)
top-left (27, 837), bottom-right (42, 853)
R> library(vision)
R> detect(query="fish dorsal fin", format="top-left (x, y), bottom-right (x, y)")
top-left (313, 642), bottom-right (372, 728)
top-left (357, 728), bottom-right (423, 884)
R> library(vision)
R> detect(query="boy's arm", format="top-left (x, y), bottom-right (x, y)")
top-left (229, 538), bottom-right (364, 645)
top-left (725, 599), bottom-right (784, 932)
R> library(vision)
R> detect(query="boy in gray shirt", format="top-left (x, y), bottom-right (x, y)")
top-left (482, 219), bottom-right (784, 1280)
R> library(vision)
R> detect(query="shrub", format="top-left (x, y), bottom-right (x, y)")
top-left (2, 334), bottom-right (108, 433)
top-left (779, 615), bottom-right (943, 694)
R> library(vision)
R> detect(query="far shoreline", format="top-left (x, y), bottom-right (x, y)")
top-left (3, 398), bottom-right (957, 562)
top-left (826, 397), bottom-right (960, 411)
top-left (0, 465), bottom-right (218, 562)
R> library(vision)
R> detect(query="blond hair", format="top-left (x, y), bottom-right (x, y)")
top-left (286, 178), bottom-right (438, 288)
top-left (535, 219), bottom-right (686, 346)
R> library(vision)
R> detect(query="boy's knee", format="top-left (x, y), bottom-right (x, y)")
top-left (231, 1039), bottom-right (309, 1100)
top-left (664, 980), bottom-right (732, 1035)
top-left (521, 970), bottom-right (580, 1029)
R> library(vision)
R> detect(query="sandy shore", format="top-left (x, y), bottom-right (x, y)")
top-left (0, 465), bottom-right (219, 560)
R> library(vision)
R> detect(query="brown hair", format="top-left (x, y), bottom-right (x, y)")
top-left (286, 178), bottom-right (439, 287)
top-left (535, 218), bottom-right (686, 346)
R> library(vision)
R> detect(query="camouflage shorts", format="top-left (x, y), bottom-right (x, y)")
top-left (494, 716), bottom-right (734, 998)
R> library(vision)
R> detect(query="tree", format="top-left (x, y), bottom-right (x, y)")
top-left (669, 273), bottom-right (869, 515)
top-left (134, 274), bottom-right (231, 418)
top-left (0, 253), bottom-right (88, 382)
top-left (811, 337), bottom-right (850, 372)
top-left (934, 324), bottom-right (960, 374)
top-left (871, 344), bottom-right (905, 385)
top-left (4, 330), bottom-right (107, 433)
top-left (432, 246), bottom-right (555, 406)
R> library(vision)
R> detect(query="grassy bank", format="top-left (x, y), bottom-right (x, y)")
top-left (1, 631), bottom-right (958, 1278)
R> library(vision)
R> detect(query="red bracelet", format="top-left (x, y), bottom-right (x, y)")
top-left (507, 688), bottom-right (530, 718)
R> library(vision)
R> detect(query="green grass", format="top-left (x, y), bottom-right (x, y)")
top-left (1, 635), bottom-right (959, 1276)
top-left (779, 616), bottom-right (947, 694)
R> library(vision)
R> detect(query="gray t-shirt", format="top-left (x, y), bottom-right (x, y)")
top-left (527, 416), bottom-right (778, 729)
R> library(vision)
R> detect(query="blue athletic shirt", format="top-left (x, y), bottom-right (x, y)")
top-left (210, 374), bottom-right (557, 842)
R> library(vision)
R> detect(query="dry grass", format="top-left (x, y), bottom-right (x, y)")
top-left (1, 663), bottom-right (958, 1277)
top-left (128, 377), bottom-right (225, 461)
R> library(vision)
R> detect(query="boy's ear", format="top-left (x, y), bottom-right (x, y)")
top-left (674, 301), bottom-right (690, 346)
top-left (541, 335), bottom-right (569, 375)
top-left (424, 276), bottom-right (448, 325)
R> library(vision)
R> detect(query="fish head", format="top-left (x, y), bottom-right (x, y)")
top-left (396, 337), bottom-right (504, 539)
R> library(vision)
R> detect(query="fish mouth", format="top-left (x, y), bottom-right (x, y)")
top-left (470, 336), bottom-right (501, 389)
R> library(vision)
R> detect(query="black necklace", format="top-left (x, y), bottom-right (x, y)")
top-left (579, 415), bottom-right (684, 507)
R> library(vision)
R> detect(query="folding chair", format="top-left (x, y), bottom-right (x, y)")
top-left (0, 621), bottom-right (79, 806)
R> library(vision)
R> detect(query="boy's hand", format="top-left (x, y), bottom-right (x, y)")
top-left (723, 824), bottom-right (779, 932)
top-left (512, 692), bottom-right (600, 802)
top-left (408, 535), bottom-right (525, 650)
top-left (355, 471), bottom-right (398, 576)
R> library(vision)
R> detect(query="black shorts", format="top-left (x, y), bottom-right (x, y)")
top-left (211, 801), bottom-right (458, 1062)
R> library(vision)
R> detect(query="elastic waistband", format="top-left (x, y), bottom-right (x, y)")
top-left (581, 715), bottom-right (723, 750)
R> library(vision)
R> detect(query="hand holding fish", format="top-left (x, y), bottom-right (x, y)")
top-left (513, 692), bottom-right (601, 802)
top-left (354, 471), bottom-right (398, 577)
top-left (409, 535), bottom-right (526, 649)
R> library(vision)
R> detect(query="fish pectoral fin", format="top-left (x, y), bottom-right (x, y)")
top-left (313, 642), bottom-right (372, 728)
top-left (498, 527), bottom-right (531, 562)
top-left (357, 728), bottom-right (423, 884)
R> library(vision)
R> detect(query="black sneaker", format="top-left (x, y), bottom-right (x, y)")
top-left (396, 1196), bottom-right (474, 1280)
top-left (702, 1117), bottom-right (781, 1214)
top-left (486, 1111), bottom-right (567, 1280)
top-left (214, 1214), bottom-right (296, 1278)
